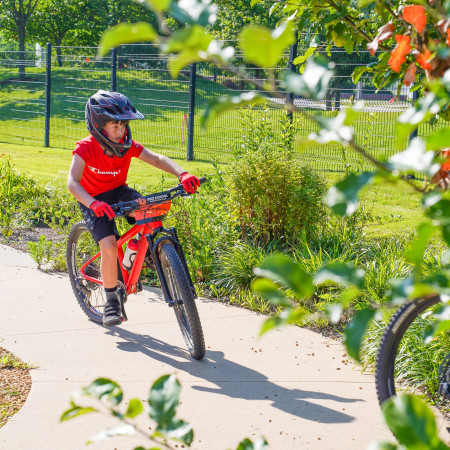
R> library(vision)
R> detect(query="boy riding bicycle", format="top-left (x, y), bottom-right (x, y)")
top-left (67, 90), bottom-right (200, 327)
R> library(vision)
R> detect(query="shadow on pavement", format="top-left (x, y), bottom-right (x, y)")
top-left (106, 326), bottom-right (362, 424)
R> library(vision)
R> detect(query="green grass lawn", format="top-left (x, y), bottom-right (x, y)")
top-left (1, 141), bottom-right (429, 238)
top-left (1, 65), bottom-right (447, 173)
top-left (0, 142), bottom-right (219, 190)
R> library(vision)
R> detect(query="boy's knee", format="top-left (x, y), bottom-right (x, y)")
top-left (99, 236), bottom-right (118, 257)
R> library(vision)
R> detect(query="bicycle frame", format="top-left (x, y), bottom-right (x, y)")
top-left (79, 201), bottom-right (196, 303)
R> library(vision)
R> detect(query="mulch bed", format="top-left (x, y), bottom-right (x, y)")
top-left (0, 348), bottom-right (32, 429)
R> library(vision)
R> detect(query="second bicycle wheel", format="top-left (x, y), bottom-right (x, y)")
top-left (375, 295), bottom-right (445, 405)
top-left (159, 242), bottom-right (205, 360)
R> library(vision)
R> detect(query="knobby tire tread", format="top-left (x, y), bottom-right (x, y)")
top-left (160, 243), bottom-right (205, 360)
top-left (66, 221), bottom-right (103, 324)
top-left (375, 295), bottom-right (441, 406)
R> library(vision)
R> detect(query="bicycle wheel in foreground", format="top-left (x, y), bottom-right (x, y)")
top-left (375, 295), bottom-right (444, 405)
top-left (159, 242), bottom-right (205, 360)
top-left (66, 221), bottom-right (106, 324)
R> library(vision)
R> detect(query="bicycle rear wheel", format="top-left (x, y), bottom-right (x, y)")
top-left (375, 295), bottom-right (443, 405)
top-left (66, 221), bottom-right (106, 323)
top-left (159, 242), bottom-right (205, 360)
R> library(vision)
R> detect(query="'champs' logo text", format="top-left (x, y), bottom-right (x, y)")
top-left (88, 166), bottom-right (121, 177)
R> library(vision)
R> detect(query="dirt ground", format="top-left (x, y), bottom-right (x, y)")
top-left (0, 226), bottom-right (64, 253)
top-left (0, 348), bottom-right (32, 429)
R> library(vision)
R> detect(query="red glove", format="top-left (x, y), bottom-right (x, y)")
top-left (90, 200), bottom-right (115, 220)
top-left (179, 172), bottom-right (200, 194)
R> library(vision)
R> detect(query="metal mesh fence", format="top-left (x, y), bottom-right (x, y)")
top-left (0, 47), bottom-right (46, 146)
top-left (0, 42), bottom-right (447, 172)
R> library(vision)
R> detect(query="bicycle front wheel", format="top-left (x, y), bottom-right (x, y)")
top-left (66, 221), bottom-right (106, 323)
top-left (159, 242), bottom-right (205, 360)
top-left (375, 295), bottom-right (443, 405)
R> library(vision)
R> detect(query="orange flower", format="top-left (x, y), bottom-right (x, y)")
top-left (415, 47), bottom-right (432, 70)
top-left (403, 5), bottom-right (427, 33)
top-left (447, 29), bottom-right (450, 46)
top-left (388, 35), bottom-right (412, 72)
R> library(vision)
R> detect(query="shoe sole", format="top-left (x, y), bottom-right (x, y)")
top-left (103, 317), bottom-right (122, 327)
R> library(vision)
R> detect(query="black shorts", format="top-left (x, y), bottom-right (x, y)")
top-left (79, 185), bottom-right (142, 243)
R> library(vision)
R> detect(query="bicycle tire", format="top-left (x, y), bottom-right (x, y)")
top-left (159, 242), bottom-right (205, 360)
top-left (375, 295), bottom-right (442, 405)
top-left (66, 221), bottom-right (106, 323)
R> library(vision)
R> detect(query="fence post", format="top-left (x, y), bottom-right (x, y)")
top-left (111, 48), bottom-right (117, 91)
top-left (44, 42), bottom-right (52, 147)
top-left (287, 31), bottom-right (298, 122)
top-left (187, 63), bottom-right (197, 161)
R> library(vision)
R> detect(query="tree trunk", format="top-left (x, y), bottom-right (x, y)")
top-left (56, 45), bottom-right (62, 68)
top-left (18, 29), bottom-right (26, 80)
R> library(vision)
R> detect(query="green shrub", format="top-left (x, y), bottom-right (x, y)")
top-left (0, 156), bottom-right (47, 237)
top-left (228, 108), bottom-right (329, 245)
top-left (167, 165), bottom-right (239, 285)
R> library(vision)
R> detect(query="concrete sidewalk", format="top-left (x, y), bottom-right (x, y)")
top-left (0, 244), bottom-right (447, 449)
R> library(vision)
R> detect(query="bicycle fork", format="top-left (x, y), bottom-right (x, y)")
top-left (145, 228), bottom-right (197, 307)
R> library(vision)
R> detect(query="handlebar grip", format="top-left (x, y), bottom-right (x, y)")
top-left (199, 176), bottom-right (208, 184)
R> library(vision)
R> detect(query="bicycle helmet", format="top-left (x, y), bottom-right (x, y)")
top-left (85, 90), bottom-right (144, 157)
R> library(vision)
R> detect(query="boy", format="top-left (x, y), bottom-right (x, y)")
top-left (67, 90), bottom-right (200, 327)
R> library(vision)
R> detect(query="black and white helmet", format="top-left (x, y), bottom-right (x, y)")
top-left (85, 90), bottom-right (144, 157)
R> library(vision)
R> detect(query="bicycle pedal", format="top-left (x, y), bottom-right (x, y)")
top-left (439, 383), bottom-right (450, 400)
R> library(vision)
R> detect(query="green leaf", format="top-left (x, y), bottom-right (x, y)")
top-left (240, 21), bottom-right (295, 68)
top-left (324, 302), bottom-right (344, 324)
top-left (161, 418), bottom-right (193, 445)
top-left (165, 26), bottom-right (211, 53)
top-left (293, 46), bottom-right (317, 65)
top-left (87, 425), bottom-right (135, 444)
top-left (148, 374), bottom-right (181, 426)
top-left (164, 26), bottom-right (212, 78)
top-left (344, 308), bottom-right (376, 361)
top-left (236, 437), bottom-right (269, 450)
top-left (200, 92), bottom-right (267, 130)
top-left (388, 138), bottom-right (441, 176)
top-left (281, 57), bottom-right (334, 100)
top-left (352, 66), bottom-right (372, 84)
top-left (98, 22), bottom-right (157, 57)
top-left (404, 223), bottom-right (437, 277)
top-left (325, 172), bottom-right (375, 216)
top-left (426, 196), bottom-right (450, 245)
top-left (426, 127), bottom-right (450, 151)
top-left (253, 253), bottom-right (314, 298)
top-left (251, 278), bottom-right (292, 308)
top-left (136, 0), bottom-right (171, 12)
top-left (83, 378), bottom-right (123, 405)
top-left (396, 93), bottom-right (441, 145)
top-left (381, 394), bottom-right (448, 449)
top-left (366, 443), bottom-right (399, 450)
top-left (259, 306), bottom-right (308, 336)
top-left (250, 0), bottom-right (263, 5)
top-left (124, 398), bottom-right (144, 419)
top-left (169, 0), bottom-right (218, 26)
top-left (60, 402), bottom-right (97, 422)
top-left (314, 262), bottom-right (365, 289)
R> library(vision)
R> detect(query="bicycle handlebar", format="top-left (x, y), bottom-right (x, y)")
top-left (107, 176), bottom-right (208, 217)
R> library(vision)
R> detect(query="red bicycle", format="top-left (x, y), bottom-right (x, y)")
top-left (66, 178), bottom-right (207, 360)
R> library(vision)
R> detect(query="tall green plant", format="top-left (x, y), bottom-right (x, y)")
top-left (228, 108), bottom-right (328, 245)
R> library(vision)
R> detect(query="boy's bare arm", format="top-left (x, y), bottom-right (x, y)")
top-left (67, 154), bottom-right (96, 207)
top-left (137, 148), bottom-right (186, 178)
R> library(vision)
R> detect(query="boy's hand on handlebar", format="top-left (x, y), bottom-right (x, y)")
top-left (179, 172), bottom-right (200, 194)
top-left (90, 200), bottom-right (115, 220)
